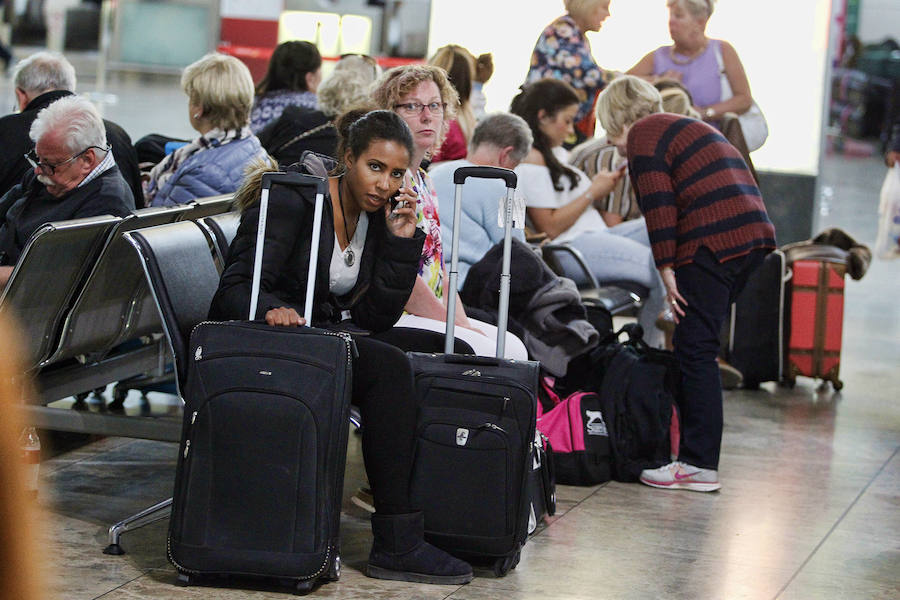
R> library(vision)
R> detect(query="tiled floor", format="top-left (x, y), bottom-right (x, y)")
top-left (4, 57), bottom-right (899, 599)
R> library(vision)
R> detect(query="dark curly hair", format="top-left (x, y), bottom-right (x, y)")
top-left (510, 78), bottom-right (581, 191)
top-left (333, 109), bottom-right (414, 174)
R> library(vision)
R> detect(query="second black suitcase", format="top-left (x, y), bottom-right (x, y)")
top-left (407, 166), bottom-right (541, 576)
top-left (167, 172), bottom-right (352, 595)
top-left (722, 249), bottom-right (790, 389)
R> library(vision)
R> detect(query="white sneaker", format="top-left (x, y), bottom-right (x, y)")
top-left (639, 461), bottom-right (721, 492)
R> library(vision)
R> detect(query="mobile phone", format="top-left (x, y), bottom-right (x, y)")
top-left (389, 191), bottom-right (402, 211)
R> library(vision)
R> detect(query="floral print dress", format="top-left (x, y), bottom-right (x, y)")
top-left (407, 168), bottom-right (445, 299)
top-left (526, 14), bottom-right (607, 139)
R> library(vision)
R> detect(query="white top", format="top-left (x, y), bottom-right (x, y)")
top-left (514, 162), bottom-right (607, 244)
top-left (329, 211), bottom-right (368, 296)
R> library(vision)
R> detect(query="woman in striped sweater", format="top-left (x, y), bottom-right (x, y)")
top-left (596, 76), bottom-right (775, 492)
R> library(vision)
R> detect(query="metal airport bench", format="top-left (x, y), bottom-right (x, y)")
top-left (99, 219), bottom-right (227, 554)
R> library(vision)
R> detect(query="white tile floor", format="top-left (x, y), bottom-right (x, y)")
top-left (3, 53), bottom-right (899, 600)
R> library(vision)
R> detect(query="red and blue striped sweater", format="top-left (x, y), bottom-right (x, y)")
top-left (627, 113), bottom-right (776, 269)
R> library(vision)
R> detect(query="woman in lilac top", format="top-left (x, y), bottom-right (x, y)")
top-left (627, 0), bottom-right (753, 124)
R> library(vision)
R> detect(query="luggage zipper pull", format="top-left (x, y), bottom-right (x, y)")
top-left (496, 396), bottom-right (510, 421)
top-left (479, 422), bottom-right (506, 433)
top-left (183, 439), bottom-right (191, 459)
top-left (190, 411), bottom-right (198, 425)
top-left (335, 331), bottom-right (359, 359)
top-left (194, 346), bottom-right (202, 361)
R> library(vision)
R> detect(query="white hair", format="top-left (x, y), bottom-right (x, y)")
top-left (29, 95), bottom-right (107, 154)
top-left (668, 0), bottom-right (715, 19)
top-left (13, 51), bottom-right (77, 95)
top-left (318, 56), bottom-right (380, 117)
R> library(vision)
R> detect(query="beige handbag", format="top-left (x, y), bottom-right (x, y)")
top-left (714, 43), bottom-right (768, 152)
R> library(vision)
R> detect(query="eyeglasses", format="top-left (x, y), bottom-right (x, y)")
top-left (24, 145), bottom-right (110, 175)
top-left (393, 102), bottom-right (446, 117)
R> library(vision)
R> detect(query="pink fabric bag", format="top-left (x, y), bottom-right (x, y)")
top-left (536, 378), bottom-right (612, 485)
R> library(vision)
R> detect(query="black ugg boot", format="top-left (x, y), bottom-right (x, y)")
top-left (366, 512), bottom-right (473, 585)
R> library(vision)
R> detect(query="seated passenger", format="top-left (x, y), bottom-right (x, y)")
top-left (429, 112), bottom-right (531, 287)
top-left (428, 44), bottom-right (477, 164)
top-left (208, 110), bottom-right (473, 586)
top-left (371, 65), bottom-right (528, 359)
top-left (0, 51), bottom-right (142, 204)
top-left (568, 81), bottom-right (701, 227)
top-left (145, 53), bottom-right (268, 207)
top-left (258, 54), bottom-right (380, 165)
top-left (0, 95), bottom-right (133, 287)
top-left (250, 41), bottom-right (321, 133)
top-left (510, 78), bottom-right (667, 347)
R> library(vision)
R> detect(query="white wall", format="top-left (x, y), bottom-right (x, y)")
top-left (857, 0), bottom-right (900, 45)
top-left (428, 0), bottom-right (833, 175)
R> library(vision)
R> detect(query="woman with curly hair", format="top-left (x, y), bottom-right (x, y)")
top-left (371, 65), bottom-right (527, 359)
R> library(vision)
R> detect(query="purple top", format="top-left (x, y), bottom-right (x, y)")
top-left (652, 39), bottom-right (722, 108)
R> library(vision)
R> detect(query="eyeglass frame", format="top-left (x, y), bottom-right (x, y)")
top-left (24, 144), bottom-right (111, 176)
top-left (393, 102), bottom-right (446, 117)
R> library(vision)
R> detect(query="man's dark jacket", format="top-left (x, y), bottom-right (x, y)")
top-left (0, 167), bottom-right (133, 265)
top-left (0, 90), bottom-right (143, 204)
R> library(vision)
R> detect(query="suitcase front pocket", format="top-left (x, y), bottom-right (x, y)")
top-left (176, 389), bottom-right (322, 556)
top-left (412, 421), bottom-right (512, 538)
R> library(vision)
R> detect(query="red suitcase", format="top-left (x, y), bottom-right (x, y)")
top-left (784, 254), bottom-right (847, 390)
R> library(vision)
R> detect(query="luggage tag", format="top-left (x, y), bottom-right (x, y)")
top-left (497, 192), bottom-right (527, 230)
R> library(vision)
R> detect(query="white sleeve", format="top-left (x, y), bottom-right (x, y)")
top-left (514, 165), bottom-right (567, 209)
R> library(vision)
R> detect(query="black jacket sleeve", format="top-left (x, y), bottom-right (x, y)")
top-left (208, 196), bottom-right (307, 321)
top-left (349, 217), bottom-right (425, 332)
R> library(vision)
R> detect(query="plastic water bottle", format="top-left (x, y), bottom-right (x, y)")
top-left (19, 427), bottom-right (40, 499)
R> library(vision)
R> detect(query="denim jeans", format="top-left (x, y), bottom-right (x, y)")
top-left (673, 246), bottom-right (767, 469)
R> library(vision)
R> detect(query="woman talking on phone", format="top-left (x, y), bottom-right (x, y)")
top-left (209, 109), bottom-right (474, 586)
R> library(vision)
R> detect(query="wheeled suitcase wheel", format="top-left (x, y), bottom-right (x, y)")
top-left (832, 379), bottom-right (843, 391)
top-left (294, 579), bottom-right (316, 595)
top-left (492, 550), bottom-right (520, 577)
top-left (326, 554), bottom-right (341, 581)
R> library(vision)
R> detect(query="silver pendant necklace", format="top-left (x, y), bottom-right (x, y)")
top-left (337, 177), bottom-right (357, 267)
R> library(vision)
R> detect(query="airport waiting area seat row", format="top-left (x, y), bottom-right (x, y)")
top-left (0, 194), bottom-right (238, 443)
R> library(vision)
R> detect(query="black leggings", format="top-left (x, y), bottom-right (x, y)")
top-left (350, 329), bottom-right (472, 515)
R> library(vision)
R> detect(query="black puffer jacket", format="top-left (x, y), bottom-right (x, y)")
top-left (209, 159), bottom-right (425, 332)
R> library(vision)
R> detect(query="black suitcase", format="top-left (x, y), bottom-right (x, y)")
top-left (722, 249), bottom-right (790, 389)
top-left (167, 172), bottom-right (353, 595)
top-left (407, 166), bottom-right (542, 577)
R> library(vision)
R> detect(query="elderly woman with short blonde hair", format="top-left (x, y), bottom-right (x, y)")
top-left (525, 0), bottom-right (612, 146)
top-left (596, 75), bottom-right (775, 493)
top-left (146, 53), bottom-right (268, 207)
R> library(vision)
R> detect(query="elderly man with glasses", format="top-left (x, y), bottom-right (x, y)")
top-left (0, 95), bottom-right (133, 287)
top-left (0, 51), bottom-right (142, 203)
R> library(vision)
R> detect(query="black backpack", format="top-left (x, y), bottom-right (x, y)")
top-left (586, 324), bottom-right (677, 482)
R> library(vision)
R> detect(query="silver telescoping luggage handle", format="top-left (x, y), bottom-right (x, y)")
top-left (445, 166), bottom-right (518, 358)
top-left (250, 172), bottom-right (329, 324)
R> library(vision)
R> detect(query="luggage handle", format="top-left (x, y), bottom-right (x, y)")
top-left (445, 166), bottom-right (518, 358)
top-left (250, 172), bottom-right (329, 324)
top-left (442, 354), bottom-right (503, 367)
top-left (453, 166), bottom-right (517, 188)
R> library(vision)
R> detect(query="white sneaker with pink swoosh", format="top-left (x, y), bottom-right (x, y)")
top-left (639, 461), bottom-right (721, 492)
